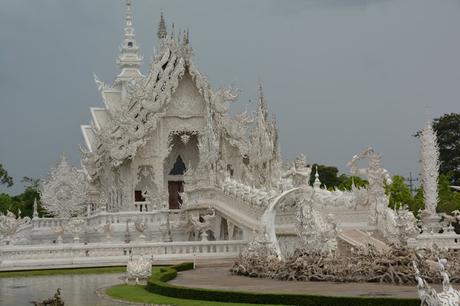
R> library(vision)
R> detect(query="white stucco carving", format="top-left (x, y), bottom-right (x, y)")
top-left (0, 210), bottom-right (31, 245)
top-left (413, 259), bottom-right (460, 306)
top-left (126, 256), bottom-right (152, 284)
top-left (40, 154), bottom-right (88, 218)
top-left (419, 121), bottom-right (442, 232)
top-left (296, 191), bottom-right (337, 254)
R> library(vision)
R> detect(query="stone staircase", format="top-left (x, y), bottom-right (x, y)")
top-left (338, 228), bottom-right (388, 252)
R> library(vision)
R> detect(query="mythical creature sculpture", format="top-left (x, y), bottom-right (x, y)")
top-left (95, 221), bottom-right (113, 241)
top-left (66, 218), bottom-right (86, 243)
top-left (296, 191), bottom-right (337, 254)
top-left (413, 259), bottom-right (460, 306)
top-left (282, 154), bottom-right (312, 188)
top-left (126, 256), bottom-right (152, 284)
top-left (348, 147), bottom-right (392, 224)
top-left (0, 210), bottom-right (31, 245)
top-left (134, 217), bottom-right (147, 240)
top-left (210, 87), bottom-right (238, 114)
top-left (381, 204), bottom-right (419, 246)
top-left (50, 224), bottom-right (66, 244)
top-left (41, 154), bottom-right (88, 218)
top-left (188, 208), bottom-right (216, 241)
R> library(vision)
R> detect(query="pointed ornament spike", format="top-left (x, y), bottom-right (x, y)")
top-left (157, 12), bottom-right (167, 39)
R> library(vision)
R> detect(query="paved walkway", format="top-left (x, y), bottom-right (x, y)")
top-left (170, 265), bottom-right (446, 299)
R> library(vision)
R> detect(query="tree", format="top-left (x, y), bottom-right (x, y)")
top-left (406, 174), bottom-right (460, 216)
top-left (416, 113), bottom-right (460, 186)
top-left (309, 164), bottom-right (341, 189)
top-left (337, 175), bottom-right (368, 191)
top-left (0, 163), bottom-right (13, 187)
top-left (437, 174), bottom-right (460, 214)
top-left (21, 176), bottom-right (40, 190)
top-left (385, 175), bottom-right (414, 210)
top-left (0, 166), bottom-right (42, 217)
top-left (308, 164), bottom-right (368, 191)
top-left (412, 187), bottom-right (425, 215)
top-left (433, 113), bottom-right (460, 186)
top-left (0, 193), bottom-right (21, 214)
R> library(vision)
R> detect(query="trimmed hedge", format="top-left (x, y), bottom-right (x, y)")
top-left (146, 262), bottom-right (420, 306)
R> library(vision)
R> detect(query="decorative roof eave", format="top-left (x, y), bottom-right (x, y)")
top-left (80, 43), bottom-right (201, 178)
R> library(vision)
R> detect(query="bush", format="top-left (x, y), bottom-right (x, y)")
top-left (146, 262), bottom-right (419, 306)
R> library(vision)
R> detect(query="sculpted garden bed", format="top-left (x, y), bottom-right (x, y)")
top-left (231, 241), bottom-right (460, 285)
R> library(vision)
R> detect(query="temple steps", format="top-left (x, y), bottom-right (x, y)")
top-left (338, 228), bottom-right (388, 252)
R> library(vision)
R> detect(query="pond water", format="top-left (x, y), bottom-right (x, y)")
top-left (0, 273), bottom-right (134, 306)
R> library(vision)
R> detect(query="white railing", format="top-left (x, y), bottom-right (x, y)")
top-left (408, 232), bottom-right (460, 249)
top-left (0, 240), bottom-right (248, 270)
top-left (31, 210), bottom-right (186, 229)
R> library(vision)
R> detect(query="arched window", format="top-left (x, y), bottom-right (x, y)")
top-left (169, 155), bottom-right (186, 175)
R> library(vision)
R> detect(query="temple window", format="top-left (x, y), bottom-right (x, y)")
top-left (134, 190), bottom-right (146, 202)
top-left (169, 155), bottom-right (186, 175)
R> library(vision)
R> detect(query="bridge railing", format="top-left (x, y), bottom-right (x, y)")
top-left (0, 240), bottom-right (248, 269)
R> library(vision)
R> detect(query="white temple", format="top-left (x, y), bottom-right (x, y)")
top-left (1, 1), bottom-right (458, 270)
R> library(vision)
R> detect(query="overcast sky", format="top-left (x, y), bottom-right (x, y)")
top-left (1, 0), bottom-right (460, 194)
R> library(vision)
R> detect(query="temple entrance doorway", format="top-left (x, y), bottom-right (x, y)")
top-left (168, 181), bottom-right (183, 209)
top-left (164, 132), bottom-right (199, 210)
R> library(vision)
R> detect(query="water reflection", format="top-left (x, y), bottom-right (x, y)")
top-left (0, 273), bottom-right (133, 306)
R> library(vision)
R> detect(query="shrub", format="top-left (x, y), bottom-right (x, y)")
top-left (146, 262), bottom-right (419, 306)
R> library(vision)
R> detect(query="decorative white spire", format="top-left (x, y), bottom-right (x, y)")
top-left (420, 121), bottom-right (440, 216)
top-left (33, 198), bottom-right (38, 219)
top-left (313, 166), bottom-right (321, 189)
top-left (116, 0), bottom-right (143, 79)
top-left (257, 83), bottom-right (269, 121)
top-left (157, 12), bottom-right (167, 40)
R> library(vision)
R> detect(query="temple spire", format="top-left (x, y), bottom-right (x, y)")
top-left (116, 0), bottom-right (143, 80)
top-left (257, 83), bottom-right (269, 121)
top-left (157, 12), bottom-right (167, 39)
top-left (313, 166), bottom-right (322, 190)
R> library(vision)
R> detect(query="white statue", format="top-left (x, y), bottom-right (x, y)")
top-left (296, 191), bottom-right (337, 254)
top-left (95, 221), bottom-right (113, 241)
top-left (126, 256), bottom-right (152, 284)
top-left (348, 147), bottom-right (392, 224)
top-left (51, 224), bottom-right (65, 244)
top-left (66, 218), bottom-right (86, 243)
top-left (0, 210), bottom-right (31, 245)
top-left (188, 208), bottom-right (216, 241)
top-left (413, 259), bottom-right (460, 306)
top-left (282, 154), bottom-right (312, 188)
top-left (134, 217), bottom-right (147, 240)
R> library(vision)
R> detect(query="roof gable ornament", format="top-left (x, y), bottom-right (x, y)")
top-left (40, 154), bottom-right (88, 218)
top-left (117, 0), bottom-right (143, 80)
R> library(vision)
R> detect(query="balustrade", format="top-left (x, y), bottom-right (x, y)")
top-left (0, 240), bottom-right (248, 269)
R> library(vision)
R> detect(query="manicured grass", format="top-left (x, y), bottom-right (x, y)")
top-left (107, 284), bottom-right (279, 306)
top-left (0, 266), bottom-right (127, 278)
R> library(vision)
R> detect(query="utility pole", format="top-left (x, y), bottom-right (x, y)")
top-left (405, 172), bottom-right (419, 195)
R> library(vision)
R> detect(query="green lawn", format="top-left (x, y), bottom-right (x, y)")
top-left (106, 284), bottom-right (280, 306)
